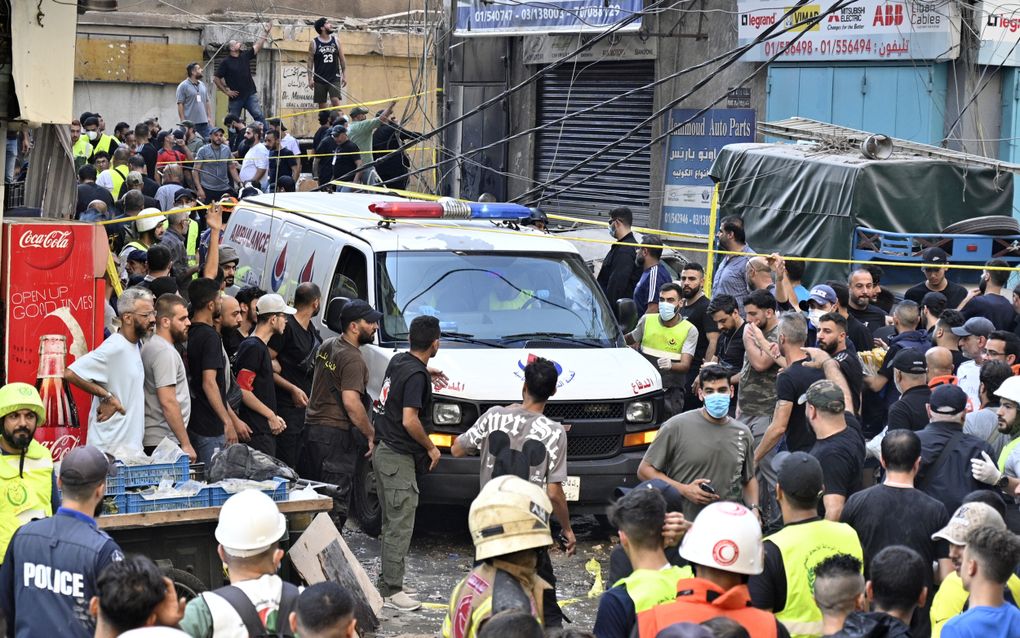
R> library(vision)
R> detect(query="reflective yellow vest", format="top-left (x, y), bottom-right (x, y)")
top-left (107, 165), bottom-right (130, 200)
top-left (931, 571), bottom-right (1020, 638)
top-left (767, 519), bottom-right (864, 638)
top-left (0, 440), bottom-right (53, 562)
top-left (72, 136), bottom-right (92, 161)
top-left (998, 437), bottom-right (1020, 472)
top-left (186, 219), bottom-right (199, 272)
top-left (79, 134), bottom-right (116, 161)
top-left (615, 565), bottom-right (694, 613)
top-left (640, 315), bottom-right (693, 361)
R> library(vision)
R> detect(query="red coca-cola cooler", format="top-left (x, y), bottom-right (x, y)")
top-left (2, 219), bottom-right (108, 460)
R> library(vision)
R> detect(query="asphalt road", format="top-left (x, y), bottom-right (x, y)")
top-left (344, 509), bottom-right (615, 637)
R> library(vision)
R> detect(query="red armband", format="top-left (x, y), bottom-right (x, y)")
top-left (236, 369), bottom-right (256, 392)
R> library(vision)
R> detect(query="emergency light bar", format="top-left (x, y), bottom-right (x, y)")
top-left (369, 198), bottom-right (536, 221)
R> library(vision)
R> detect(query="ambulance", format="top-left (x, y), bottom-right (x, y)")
top-left (223, 192), bottom-right (665, 534)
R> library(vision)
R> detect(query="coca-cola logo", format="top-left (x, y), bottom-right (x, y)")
top-left (43, 434), bottom-right (81, 461)
top-left (18, 228), bottom-right (75, 269)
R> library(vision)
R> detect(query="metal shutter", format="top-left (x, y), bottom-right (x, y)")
top-left (534, 60), bottom-right (654, 225)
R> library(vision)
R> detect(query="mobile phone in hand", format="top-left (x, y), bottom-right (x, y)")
top-left (699, 482), bottom-right (717, 495)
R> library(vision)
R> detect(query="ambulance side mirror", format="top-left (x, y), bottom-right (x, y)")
top-left (617, 298), bottom-right (638, 333)
top-left (324, 296), bottom-right (351, 333)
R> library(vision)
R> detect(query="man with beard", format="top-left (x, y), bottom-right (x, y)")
top-left (711, 215), bottom-right (754, 314)
top-left (0, 446), bottom-right (123, 638)
top-left (176, 62), bottom-right (212, 139)
top-left (0, 383), bottom-right (58, 560)
top-left (301, 300), bottom-right (381, 529)
top-left (708, 294), bottom-right (745, 386)
top-left (679, 262), bottom-right (719, 409)
top-left (847, 268), bottom-right (889, 337)
top-left (141, 294), bottom-right (195, 461)
top-left (969, 375), bottom-right (1020, 530)
top-left (66, 287), bottom-right (155, 454)
top-left (632, 235), bottom-right (672, 315)
top-left (236, 294), bottom-right (294, 456)
top-left (218, 245), bottom-right (240, 295)
top-left (307, 18), bottom-right (346, 110)
top-left (816, 313), bottom-right (863, 417)
top-left (235, 285), bottom-right (266, 340)
top-left (268, 283), bottom-right (322, 470)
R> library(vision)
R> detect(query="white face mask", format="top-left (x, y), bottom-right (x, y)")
top-left (87, 130), bottom-right (98, 141)
top-left (807, 308), bottom-right (824, 327)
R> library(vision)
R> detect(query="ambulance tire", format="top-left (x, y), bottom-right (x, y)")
top-left (942, 216), bottom-right (1020, 236)
top-left (165, 567), bottom-right (208, 601)
top-left (351, 455), bottom-right (382, 538)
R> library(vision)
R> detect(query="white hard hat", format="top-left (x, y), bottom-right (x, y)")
top-left (995, 375), bottom-right (1020, 405)
top-left (469, 475), bottom-right (553, 561)
top-left (214, 490), bottom-right (286, 557)
top-left (136, 208), bottom-right (166, 233)
top-left (679, 501), bottom-right (764, 575)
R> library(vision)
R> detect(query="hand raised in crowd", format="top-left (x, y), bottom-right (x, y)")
top-left (662, 511), bottom-right (690, 547)
top-left (205, 202), bottom-right (223, 231)
top-left (680, 478), bottom-right (719, 505)
top-left (153, 577), bottom-right (187, 627)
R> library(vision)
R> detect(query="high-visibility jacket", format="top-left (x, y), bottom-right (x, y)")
top-left (80, 134), bottom-right (116, 160)
top-left (639, 315), bottom-right (693, 362)
top-left (107, 165), bottom-right (130, 200)
top-left (441, 560), bottom-right (548, 638)
top-left (999, 437), bottom-right (1020, 472)
top-left (767, 519), bottom-right (863, 638)
top-left (0, 440), bottom-right (53, 561)
top-left (636, 578), bottom-right (780, 638)
top-left (614, 565), bottom-right (693, 614)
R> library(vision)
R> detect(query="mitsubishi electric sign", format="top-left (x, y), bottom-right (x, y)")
top-left (736, 0), bottom-right (960, 62)
top-left (454, 0), bottom-right (643, 36)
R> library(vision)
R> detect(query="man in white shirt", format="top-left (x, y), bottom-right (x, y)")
top-left (65, 287), bottom-right (155, 454)
top-left (141, 294), bottom-right (196, 461)
top-left (952, 317), bottom-right (994, 407)
top-left (238, 124), bottom-right (269, 191)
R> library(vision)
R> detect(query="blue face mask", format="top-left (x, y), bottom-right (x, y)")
top-left (703, 393), bottom-right (730, 419)
top-left (659, 302), bottom-right (678, 322)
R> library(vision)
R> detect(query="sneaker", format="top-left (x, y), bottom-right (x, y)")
top-left (402, 584), bottom-right (418, 596)
top-left (384, 591), bottom-right (422, 611)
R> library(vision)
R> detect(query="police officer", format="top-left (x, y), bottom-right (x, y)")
top-left (0, 382), bottom-right (58, 562)
top-left (442, 476), bottom-right (553, 638)
top-left (300, 299), bottom-right (380, 529)
top-left (749, 452), bottom-right (863, 638)
top-left (635, 501), bottom-right (789, 638)
top-left (0, 445), bottom-right (123, 637)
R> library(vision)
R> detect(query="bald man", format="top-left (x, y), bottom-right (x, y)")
top-left (926, 347), bottom-right (957, 387)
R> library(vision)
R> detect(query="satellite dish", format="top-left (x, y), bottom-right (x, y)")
top-left (861, 134), bottom-right (893, 160)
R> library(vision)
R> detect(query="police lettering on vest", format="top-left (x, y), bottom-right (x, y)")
top-left (23, 562), bottom-right (85, 597)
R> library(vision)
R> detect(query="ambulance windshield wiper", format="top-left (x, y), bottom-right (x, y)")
top-left (499, 332), bottom-right (600, 347)
top-left (440, 331), bottom-right (507, 348)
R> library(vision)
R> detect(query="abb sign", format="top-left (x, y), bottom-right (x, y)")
top-left (872, 4), bottom-right (903, 27)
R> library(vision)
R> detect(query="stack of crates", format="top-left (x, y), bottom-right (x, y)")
top-left (120, 457), bottom-right (202, 514)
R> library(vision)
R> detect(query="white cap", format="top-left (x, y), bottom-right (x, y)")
top-left (136, 209), bottom-right (166, 233)
top-left (255, 293), bottom-right (296, 316)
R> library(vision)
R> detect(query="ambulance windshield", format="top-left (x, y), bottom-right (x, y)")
top-left (376, 251), bottom-right (622, 347)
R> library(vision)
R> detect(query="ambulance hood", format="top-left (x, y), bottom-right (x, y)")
top-left (368, 345), bottom-right (662, 402)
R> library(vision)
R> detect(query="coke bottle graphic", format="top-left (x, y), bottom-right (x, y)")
top-left (34, 334), bottom-right (81, 460)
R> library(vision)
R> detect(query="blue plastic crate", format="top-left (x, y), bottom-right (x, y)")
top-left (120, 457), bottom-right (190, 488)
top-left (102, 493), bottom-right (127, 516)
top-left (205, 477), bottom-right (288, 507)
top-left (106, 467), bottom-right (125, 495)
top-left (125, 489), bottom-right (209, 514)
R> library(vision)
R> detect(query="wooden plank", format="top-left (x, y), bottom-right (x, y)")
top-left (288, 513), bottom-right (383, 631)
top-left (98, 496), bottom-right (332, 530)
top-left (75, 39), bottom-right (204, 84)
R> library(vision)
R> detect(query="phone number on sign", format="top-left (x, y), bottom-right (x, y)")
top-left (763, 40), bottom-right (814, 57)
top-left (819, 38), bottom-right (873, 55)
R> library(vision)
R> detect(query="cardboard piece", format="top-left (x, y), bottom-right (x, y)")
top-left (289, 513), bottom-right (382, 631)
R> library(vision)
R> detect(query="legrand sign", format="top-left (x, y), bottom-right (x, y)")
top-left (454, 0), bottom-right (643, 37)
top-left (736, 0), bottom-right (961, 62)
top-left (979, 1), bottom-right (1020, 66)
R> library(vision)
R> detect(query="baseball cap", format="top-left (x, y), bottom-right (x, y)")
top-left (950, 316), bottom-right (995, 338)
top-left (921, 247), bottom-right (950, 265)
top-left (136, 209), bottom-right (166, 233)
top-left (209, 127), bottom-right (225, 136)
top-left (797, 379), bottom-right (845, 414)
top-left (255, 294), bottom-right (296, 316)
top-left (771, 451), bottom-right (823, 504)
top-left (330, 125), bottom-right (348, 137)
top-left (218, 245), bottom-right (240, 266)
top-left (172, 127), bottom-right (186, 140)
top-left (929, 383), bottom-right (968, 415)
top-left (349, 106), bottom-right (370, 117)
top-left (59, 445), bottom-right (118, 486)
top-left (932, 502), bottom-right (1005, 545)
top-left (340, 299), bottom-right (383, 325)
top-left (174, 188), bottom-right (198, 203)
top-left (125, 172), bottom-right (144, 187)
top-left (798, 284), bottom-right (837, 311)
top-left (614, 479), bottom-right (684, 513)
top-left (179, 120), bottom-right (195, 129)
top-left (126, 249), bottom-right (147, 263)
top-left (890, 348), bottom-right (926, 374)
top-left (921, 291), bottom-right (947, 310)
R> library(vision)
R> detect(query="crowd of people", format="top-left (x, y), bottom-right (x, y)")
top-left (3, 169), bottom-right (1020, 637)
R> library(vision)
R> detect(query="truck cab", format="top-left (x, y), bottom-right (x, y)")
top-left (224, 192), bottom-right (664, 532)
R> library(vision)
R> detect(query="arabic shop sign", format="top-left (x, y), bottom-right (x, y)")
top-left (736, 0), bottom-right (960, 62)
top-left (280, 63), bottom-right (315, 110)
top-left (662, 108), bottom-right (755, 237)
top-left (454, 0), bottom-right (643, 36)
top-left (979, 1), bottom-right (1020, 66)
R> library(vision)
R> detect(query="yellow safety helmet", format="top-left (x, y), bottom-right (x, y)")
top-left (0, 383), bottom-right (46, 426)
top-left (469, 475), bottom-right (553, 561)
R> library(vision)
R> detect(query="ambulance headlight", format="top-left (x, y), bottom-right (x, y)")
top-left (433, 402), bottom-right (462, 425)
top-left (625, 400), bottom-right (653, 424)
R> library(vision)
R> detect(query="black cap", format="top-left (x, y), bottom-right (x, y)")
top-left (59, 445), bottom-right (118, 486)
top-left (891, 348), bottom-right (926, 374)
top-left (930, 384), bottom-right (968, 415)
top-left (209, 127), bottom-right (225, 136)
top-left (340, 299), bottom-right (382, 326)
top-left (613, 479), bottom-right (684, 512)
top-left (772, 451), bottom-right (823, 504)
top-left (174, 188), bottom-right (197, 202)
top-left (921, 291), bottom-right (947, 310)
top-left (330, 125), bottom-right (347, 137)
top-left (921, 247), bottom-right (950, 265)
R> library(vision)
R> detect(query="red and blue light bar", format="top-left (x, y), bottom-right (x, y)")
top-left (369, 198), bottom-right (536, 221)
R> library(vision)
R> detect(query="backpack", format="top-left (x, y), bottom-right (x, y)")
top-left (213, 581), bottom-right (300, 637)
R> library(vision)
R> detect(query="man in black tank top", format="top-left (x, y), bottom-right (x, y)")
top-left (308, 17), bottom-right (347, 108)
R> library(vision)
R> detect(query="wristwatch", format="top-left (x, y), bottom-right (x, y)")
top-left (997, 474), bottom-right (1010, 491)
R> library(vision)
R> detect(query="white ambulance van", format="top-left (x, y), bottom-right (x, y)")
top-left (223, 192), bottom-right (664, 533)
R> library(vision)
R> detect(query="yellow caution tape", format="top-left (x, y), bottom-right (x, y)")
top-left (586, 557), bottom-right (604, 598)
